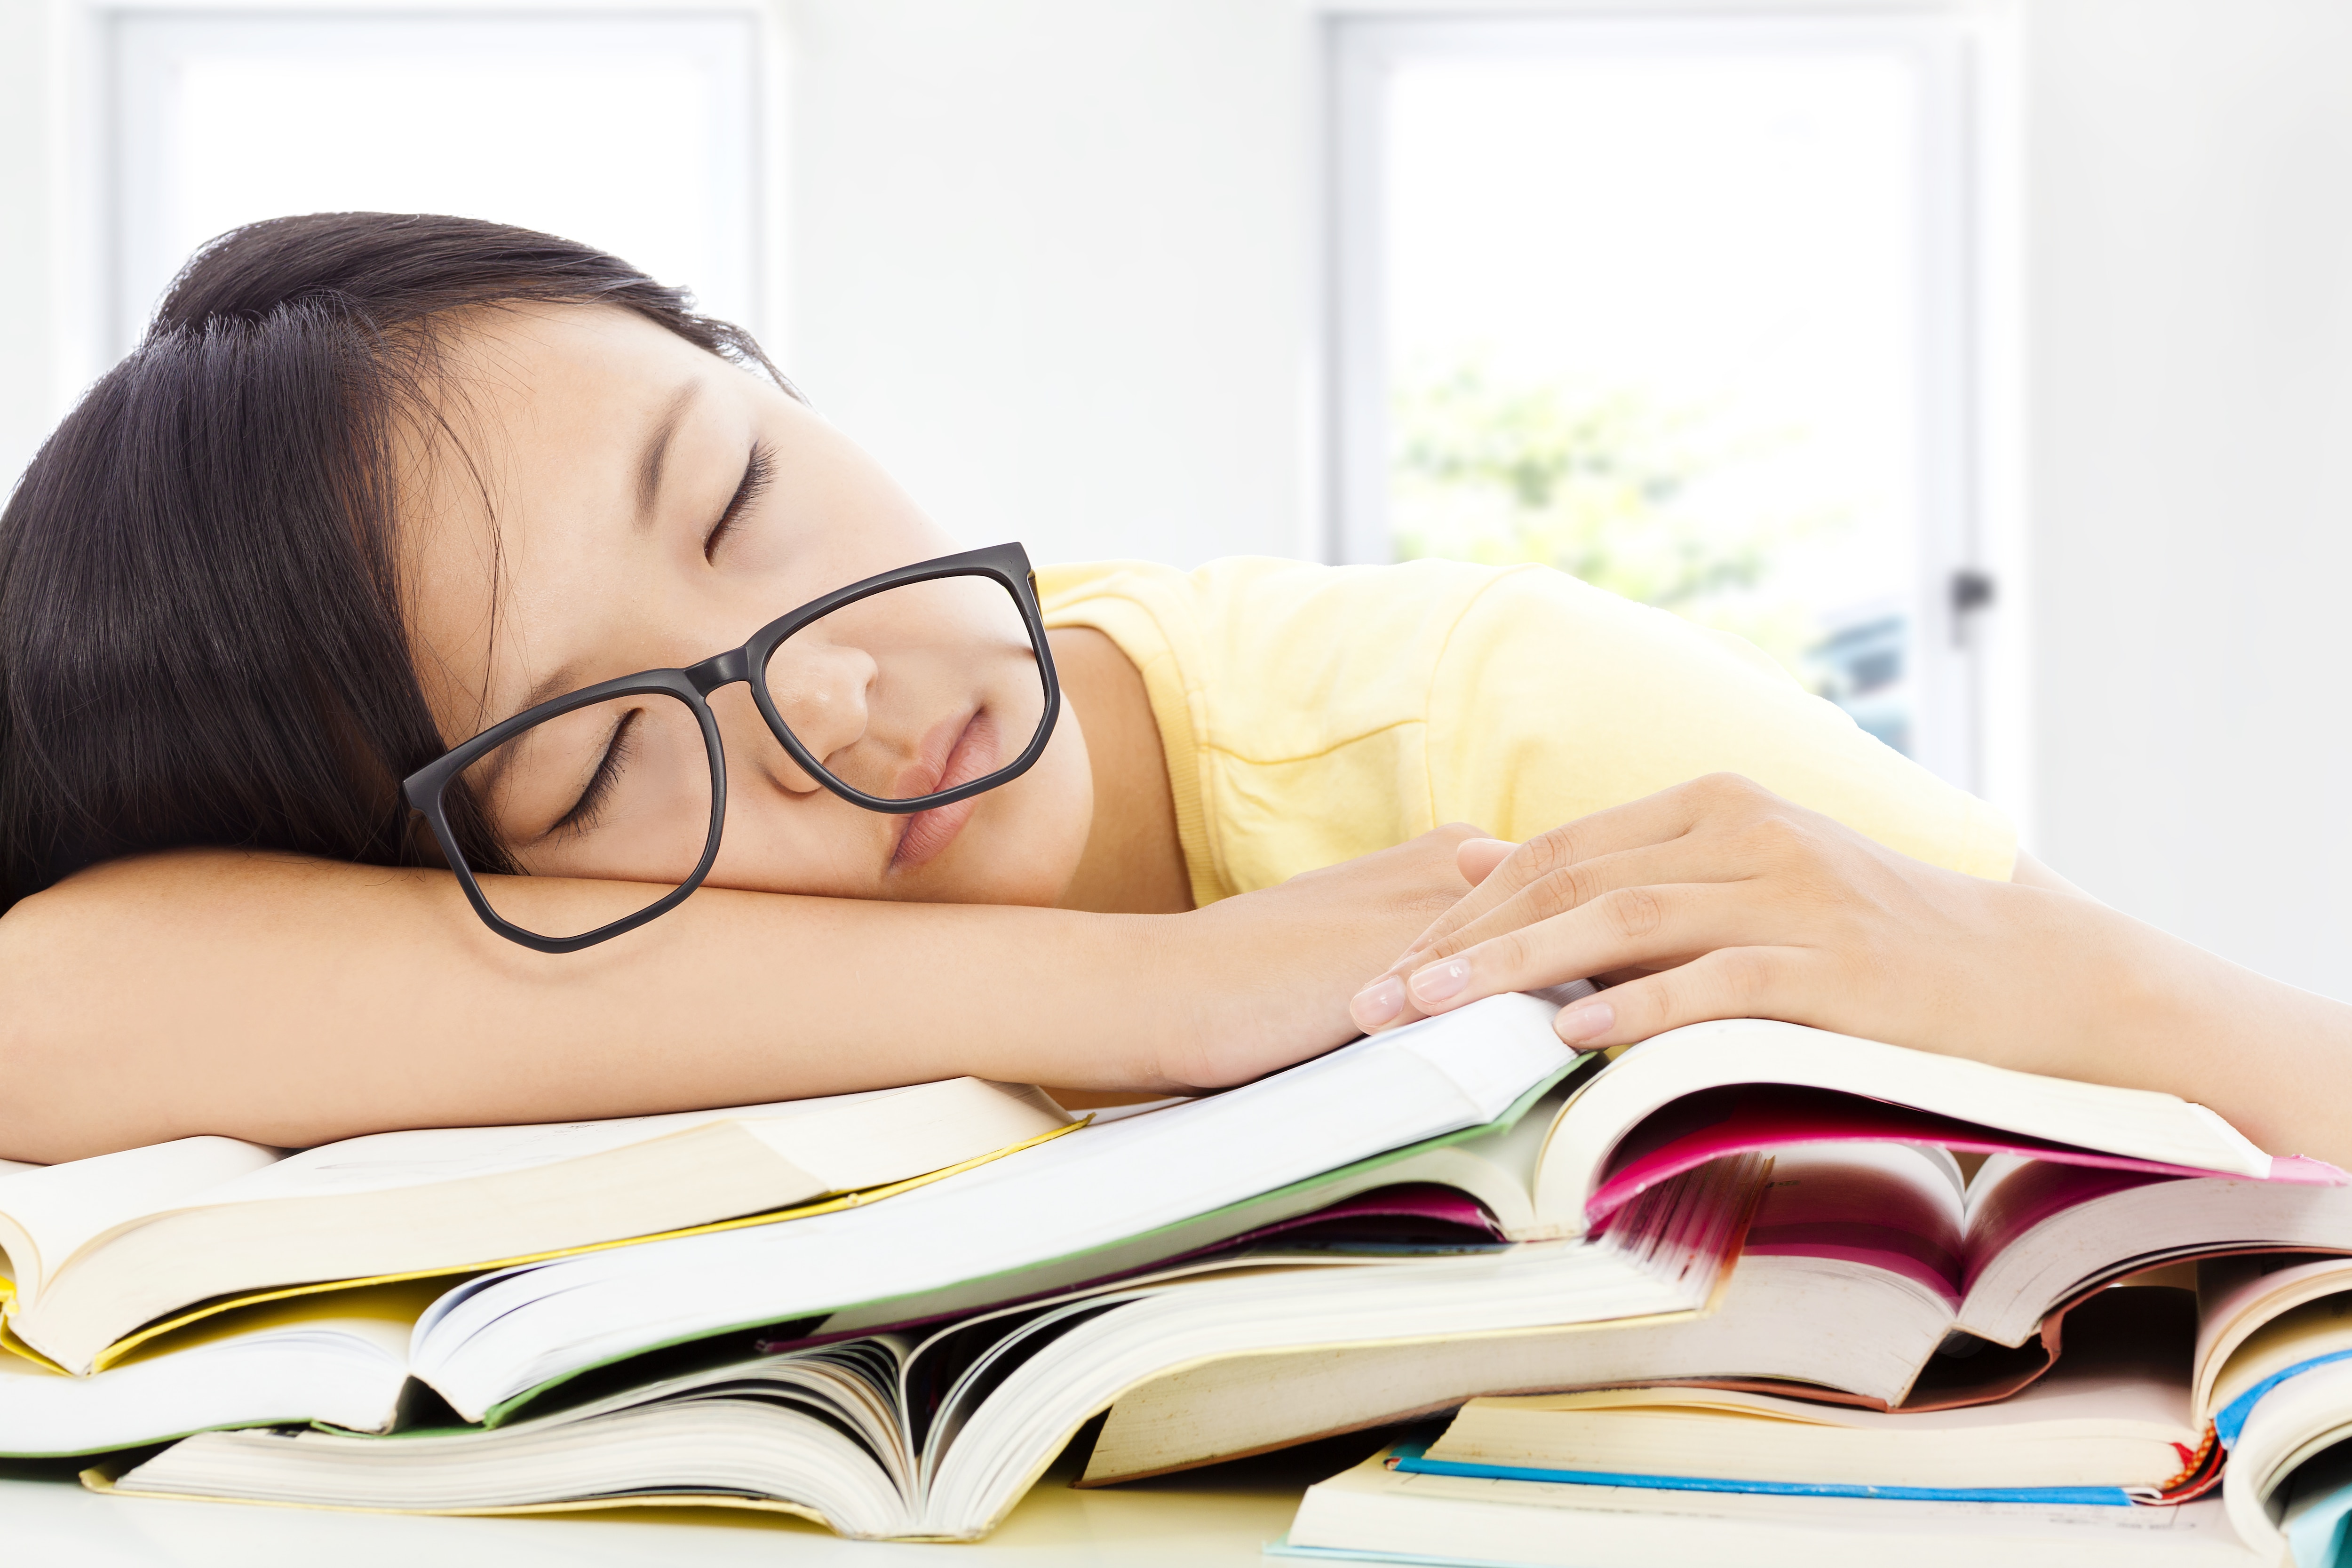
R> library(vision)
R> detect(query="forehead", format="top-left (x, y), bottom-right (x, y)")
top-left (394, 303), bottom-right (732, 735)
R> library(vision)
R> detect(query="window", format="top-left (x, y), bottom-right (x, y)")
top-left (106, 10), bottom-right (765, 356)
top-left (1328, 12), bottom-right (2008, 791)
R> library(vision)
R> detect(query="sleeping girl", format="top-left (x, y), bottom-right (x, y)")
top-left (0, 213), bottom-right (2343, 1165)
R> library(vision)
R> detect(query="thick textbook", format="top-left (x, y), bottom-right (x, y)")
top-left (95, 1155), bottom-right (1764, 1537)
top-left (2217, 1329), bottom-right (2352, 1560)
top-left (1272, 1447), bottom-right (2265, 1568)
top-left (1084, 1135), bottom-right (2352, 1482)
top-left (0, 1077), bottom-right (1073, 1376)
top-left (0, 1285), bottom-right (428, 1458)
top-left (389, 995), bottom-right (1590, 1425)
top-left (1537, 1017), bottom-right (2279, 1234)
top-left (0, 997), bottom-right (1594, 1475)
top-left (386, 999), bottom-right (2310, 1429)
top-left (1403, 1288), bottom-right (2205, 1503)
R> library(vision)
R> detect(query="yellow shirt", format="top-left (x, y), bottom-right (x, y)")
top-left (1038, 557), bottom-right (2014, 909)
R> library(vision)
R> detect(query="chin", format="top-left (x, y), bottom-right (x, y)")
top-left (917, 782), bottom-right (1091, 906)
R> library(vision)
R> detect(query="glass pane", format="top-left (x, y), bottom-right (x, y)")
top-left (763, 576), bottom-right (1047, 804)
top-left (458, 691), bottom-right (714, 940)
top-left (111, 14), bottom-right (759, 353)
top-left (1385, 43), bottom-right (1926, 756)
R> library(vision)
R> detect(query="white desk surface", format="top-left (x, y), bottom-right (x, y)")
top-left (0, 1440), bottom-right (1367, 1567)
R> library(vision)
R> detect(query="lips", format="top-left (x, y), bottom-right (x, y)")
top-left (889, 709), bottom-right (1001, 871)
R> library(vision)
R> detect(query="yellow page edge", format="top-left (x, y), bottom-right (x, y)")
top-left (24, 1117), bottom-right (1086, 1375)
top-left (80, 1465), bottom-right (837, 1532)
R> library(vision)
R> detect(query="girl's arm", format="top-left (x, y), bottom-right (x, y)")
top-left (1350, 774), bottom-right (2352, 1169)
top-left (0, 830), bottom-right (1478, 1162)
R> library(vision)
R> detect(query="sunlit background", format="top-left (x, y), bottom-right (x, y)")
top-left (1, 0), bottom-right (2346, 1001)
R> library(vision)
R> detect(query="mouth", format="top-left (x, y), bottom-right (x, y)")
top-left (889, 708), bottom-right (1001, 872)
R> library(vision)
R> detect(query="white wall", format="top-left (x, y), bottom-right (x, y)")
top-left (2028, 0), bottom-right (2352, 999)
top-left (786, 0), bottom-right (1316, 568)
top-left (0, 0), bottom-right (58, 495)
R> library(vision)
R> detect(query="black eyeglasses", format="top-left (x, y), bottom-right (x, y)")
top-left (401, 542), bottom-right (1061, 954)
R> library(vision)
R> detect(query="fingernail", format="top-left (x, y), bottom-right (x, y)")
top-left (1351, 975), bottom-right (1406, 1029)
top-left (1556, 1001), bottom-right (1615, 1044)
top-left (1407, 958), bottom-right (1471, 1006)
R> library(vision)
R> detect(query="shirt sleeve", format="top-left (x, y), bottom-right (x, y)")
top-left (1423, 565), bottom-right (2017, 881)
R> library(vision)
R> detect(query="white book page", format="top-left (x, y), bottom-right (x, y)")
top-left (0, 1137), bottom-right (283, 1301)
top-left (189, 1081), bottom-right (957, 1204)
top-left (410, 995), bottom-right (1576, 1419)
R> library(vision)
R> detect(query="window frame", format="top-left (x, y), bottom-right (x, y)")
top-left (61, 0), bottom-right (787, 383)
top-left (1320, 7), bottom-right (2019, 799)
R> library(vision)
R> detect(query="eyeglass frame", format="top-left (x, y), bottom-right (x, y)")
top-left (399, 541), bottom-right (1063, 955)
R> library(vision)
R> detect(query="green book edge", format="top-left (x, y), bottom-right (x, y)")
top-left (418, 1051), bottom-right (1601, 1432)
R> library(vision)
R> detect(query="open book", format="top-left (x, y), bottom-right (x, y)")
top-left (0, 995), bottom-right (1594, 1472)
top-left (94, 1154), bottom-right (1757, 1539)
top-left (383, 1000), bottom-right (2312, 1429)
top-left (378, 995), bottom-right (1586, 1425)
top-left (1402, 1287), bottom-right (2205, 1503)
top-left (1272, 1446), bottom-right (2265, 1568)
top-left (1083, 1134), bottom-right (2352, 1483)
top-left (1532, 1017), bottom-right (2278, 1236)
top-left (0, 1077), bottom-right (1074, 1376)
top-left (0, 1284), bottom-right (429, 1459)
top-left (2224, 1354), bottom-right (2352, 1563)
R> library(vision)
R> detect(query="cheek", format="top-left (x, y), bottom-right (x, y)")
top-left (920, 714), bottom-right (1095, 906)
top-left (700, 790), bottom-right (897, 899)
top-left (691, 711), bottom-right (1095, 904)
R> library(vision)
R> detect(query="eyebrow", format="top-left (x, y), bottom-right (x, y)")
top-left (466, 381), bottom-right (703, 774)
top-left (635, 381), bottom-right (702, 529)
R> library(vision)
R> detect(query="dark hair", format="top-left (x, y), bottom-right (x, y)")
top-left (0, 212), bottom-right (783, 912)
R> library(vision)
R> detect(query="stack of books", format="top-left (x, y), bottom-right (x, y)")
top-left (4, 993), bottom-right (2350, 1561)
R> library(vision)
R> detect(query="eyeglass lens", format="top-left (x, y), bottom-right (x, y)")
top-left (447, 573), bottom-right (1046, 942)
top-left (457, 690), bottom-right (716, 941)
top-left (761, 574), bottom-right (1046, 804)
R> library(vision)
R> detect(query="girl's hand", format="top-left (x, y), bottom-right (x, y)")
top-left (1345, 774), bottom-right (2076, 1063)
top-left (1331, 775), bottom-right (2352, 1168)
top-left (1152, 824), bottom-right (1490, 1092)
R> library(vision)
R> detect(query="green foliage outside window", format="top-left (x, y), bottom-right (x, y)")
top-left (1390, 355), bottom-right (1844, 678)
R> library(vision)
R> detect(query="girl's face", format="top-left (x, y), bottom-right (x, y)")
top-left (400, 303), bottom-right (1094, 906)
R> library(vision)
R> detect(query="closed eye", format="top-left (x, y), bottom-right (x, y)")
top-left (705, 441), bottom-right (775, 562)
top-left (550, 707), bottom-right (643, 840)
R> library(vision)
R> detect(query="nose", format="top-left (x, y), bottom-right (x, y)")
top-left (741, 635), bottom-right (880, 794)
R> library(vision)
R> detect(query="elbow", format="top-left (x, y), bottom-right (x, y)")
top-left (0, 882), bottom-right (129, 1163)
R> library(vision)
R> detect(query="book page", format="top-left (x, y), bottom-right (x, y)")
top-left (1549, 1020), bottom-right (2272, 1238)
top-left (188, 1080), bottom-right (1011, 1204)
top-left (2195, 1255), bottom-right (2352, 1417)
top-left (2208, 1291), bottom-right (2352, 1425)
top-left (1961, 1156), bottom-right (2175, 1285)
top-left (0, 1138), bottom-right (282, 1301)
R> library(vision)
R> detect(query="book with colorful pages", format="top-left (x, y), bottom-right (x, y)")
top-left (1271, 1445), bottom-right (2265, 1568)
top-left (1397, 1286), bottom-right (2207, 1504)
top-left (1084, 1138), bottom-right (2352, 1484)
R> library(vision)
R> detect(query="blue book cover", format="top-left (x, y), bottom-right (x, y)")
top-left (1385, 1442), bottom-right (2136, 1507)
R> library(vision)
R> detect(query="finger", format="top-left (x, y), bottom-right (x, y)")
top-left (1396, 882), bottom-right (1776, 1019)
top-left (1394, 784), bottom-right (1731, 962)
top-left (1457, 837), bottom-right (1517, 887)
top-left (1352, 841), bottom-right (1729, 1035)
top-left (1549, 945), bottom-right (1824, 1047)
top-left (1414, 837), bottom-right (1772, 972)
top-left (1356, 831), bottom-right (1768, 1034)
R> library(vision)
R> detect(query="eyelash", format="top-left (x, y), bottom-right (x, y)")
top-left (551, 708), bottom-right (642, 841)
top-left (704, 441), bottom-right (775, 562)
